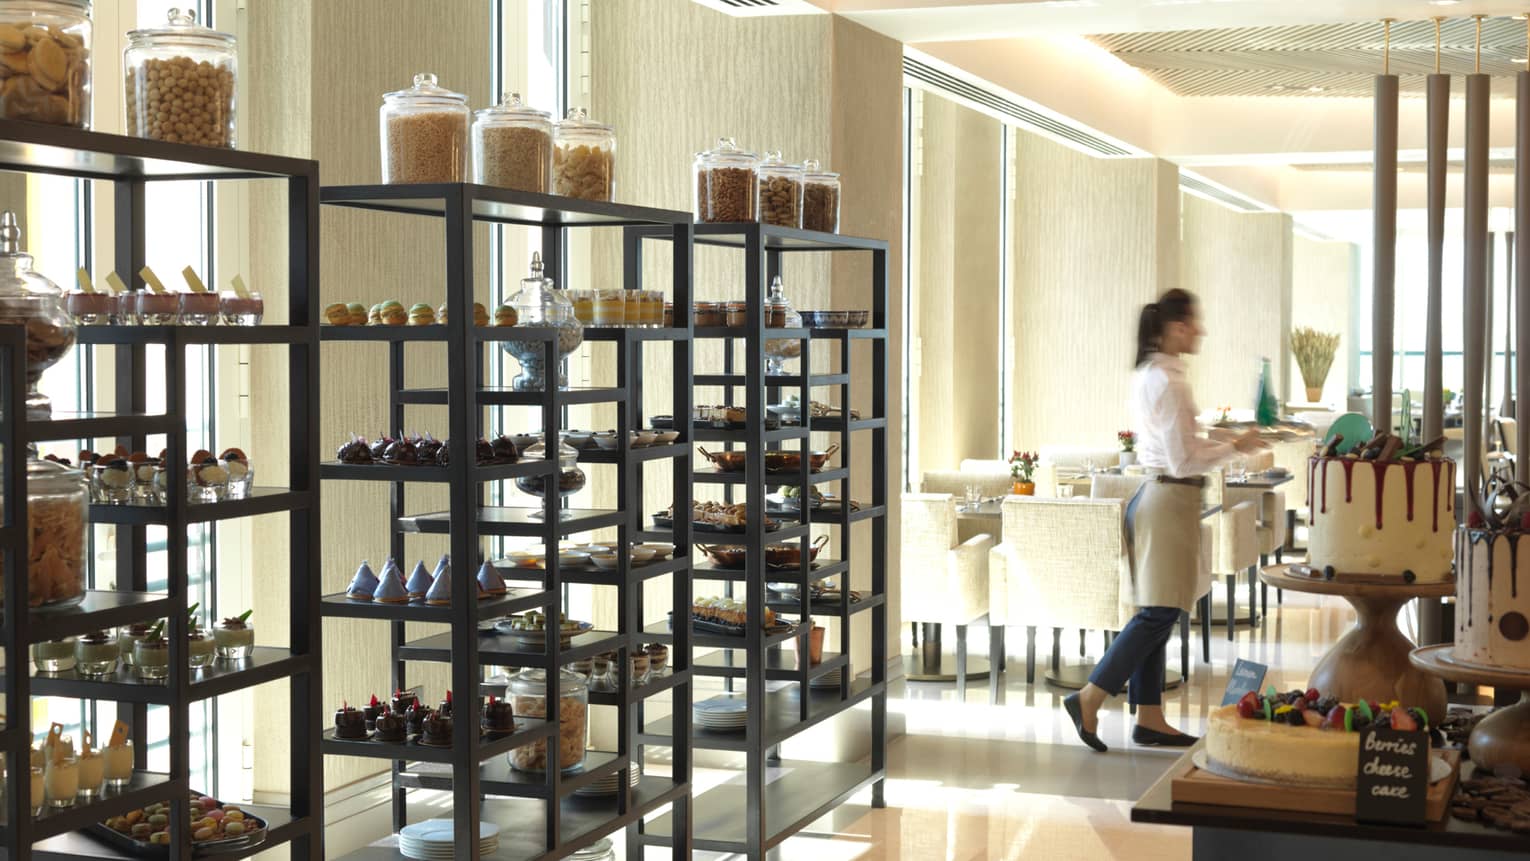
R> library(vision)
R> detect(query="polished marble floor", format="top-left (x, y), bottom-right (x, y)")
top-left (638, 580), bottom-right (1379, 860)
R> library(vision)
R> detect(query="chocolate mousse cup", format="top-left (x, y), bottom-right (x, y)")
top-left (67, 292), bottom-right (113, 326)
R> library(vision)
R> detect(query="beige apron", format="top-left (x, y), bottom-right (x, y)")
top-left (1125, 480), bottom-right (1203, 612)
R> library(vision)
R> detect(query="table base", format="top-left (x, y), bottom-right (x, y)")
top-left (903, 653), bottom-right (990, 682)
top-left (1043, 659), bottom-right (1183, 692)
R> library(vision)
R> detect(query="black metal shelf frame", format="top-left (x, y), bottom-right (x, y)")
top-left (627, 221), bottom-right (889, 859)
top-left (0, 119), bottom-right (323, 861)
top-left (315, 183), bottom-right (694, 861)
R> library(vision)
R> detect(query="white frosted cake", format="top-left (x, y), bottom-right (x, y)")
top-left (1455, 528), bottom-right (1530, 669)
top-left (1305, 455), bottom-right (1455, 580)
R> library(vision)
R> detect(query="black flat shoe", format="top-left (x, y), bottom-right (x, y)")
top-left (1063, 693), bottom-right (1108, 753)
top-left (1132, 726), bottom-right (1198, 747)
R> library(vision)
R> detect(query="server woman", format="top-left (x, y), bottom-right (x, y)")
top-left (1064, 289), bottom-right (1265, 752)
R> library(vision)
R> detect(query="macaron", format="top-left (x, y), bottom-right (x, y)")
top-left (323, 302), bottom-right (350, 325)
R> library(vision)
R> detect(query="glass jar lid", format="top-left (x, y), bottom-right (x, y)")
top-left (803, 158), bottom-right (839, 181)
top-left (521, 439), bottom-right (579, 469)
top-left (758, 150), bottom-right (803, 178)
top-left (383, 72), bottom-right (466, 108)
top-left (0, 212), bottom-right (61, 300)
top-left (474, 92), bottom-right (550, 125)
top-left (557, 107), bottom-right (612, 133)
top-left (127, 8), bottom-right (235, 49)
top-left (704, 137), bottom-right (758, 168)
top-left (5, 446), bottom-right (86, 496)
top-left (507, 666), bottom-right (589, 697)
top-left (507, 253), bottom-right (574, 327)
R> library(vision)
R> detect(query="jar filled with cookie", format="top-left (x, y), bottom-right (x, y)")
top-left (0, 0), bottom-right (92, 128)
top-left (757, 151), bottom-right (804, 228)
top-left (553, 108), bottom-right (615, 202)
top-left (380, 72), bottom-right (468, 184)
top-left (2, 452), bottom-right (87, 611)
top-left (124, 8), bottom-right (236, 147)
top-left (695, 137), bottom-right (758, 223)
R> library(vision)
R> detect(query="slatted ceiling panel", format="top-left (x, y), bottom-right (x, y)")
top-left (1089, 16), bottom-right (1530, 98)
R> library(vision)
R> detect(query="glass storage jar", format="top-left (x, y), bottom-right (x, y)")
top-left (0, 0), bottom-right (91, 128)
top-left (514, 439), bottom-right (585, 521)
top-left (501, 253), bottom-right (582, 391)
top-left (2, 451), bottom-right (87, 610)
top-left (695, 137), bottom-right (758, 223)
top-left (379, 72), bottom-right (468, 184)
top-left (757, 151), bottom-right (804, 228)
top-left (553, 108), bottom-right (614, 201)
top-left (472, 92), bottom-right (552, 193)
top-left (763, 275), bottom-right (802, 376)
top-left (124, 8), bottom-right (235, 147)
top-left (506, 667), bottom-right (588, 773)
top-left (0, 211), bottom-right (75, 419)
top-left (802, 159), bottom-right (840, 233)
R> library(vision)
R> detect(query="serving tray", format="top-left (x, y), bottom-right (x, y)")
top-left (1169, 747), bottom-right (1458, 820)
top-left (90, 797), bottom-right (268, 858)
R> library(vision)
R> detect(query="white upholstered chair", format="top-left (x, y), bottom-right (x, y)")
top-left (920, 469), bottom-right (1013, 501)
top-left (900, 493), bottom-right (994, 699)
top-left (1036, 445), bottom-right (1123, 498)
top-left (987, 496), bottom-right (1138, 703)
top-left (1204, 472), bottom-right (1261, 641)
top-left (1225, 481), bottom-right (1288, 618)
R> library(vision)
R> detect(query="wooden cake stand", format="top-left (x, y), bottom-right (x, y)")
top-left (1259, 565), bottom-right (1451, 724)
top-left (1411, 644), bottom-right (1530, 773)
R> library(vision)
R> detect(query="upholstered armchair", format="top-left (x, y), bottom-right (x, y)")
top-left (1036, 445), bottom-right (1124, 498)
top-left (1225, 482), bottom-right (1288, 618)
top-left (987, 496), bottom-right (1136, 703)
top-left (1204, 473), bottom-right (1261, 641)
top-left (899, 493), bottom-right (994, 699)
top-left (920, 469), bottom-right (1014, 500)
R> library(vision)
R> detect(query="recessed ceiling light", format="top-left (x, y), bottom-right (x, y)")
top-left (1270, 84), bottom-right (1287, 91)
top-left (1307, 85), bottom-right (1326, 92)
top-left (1428, 0), bottom-right (1462, 6)
top-left (1515, 58), bottom-right (1529, 64)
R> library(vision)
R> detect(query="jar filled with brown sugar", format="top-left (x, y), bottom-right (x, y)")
top-left (695, 137), bottom-right (759, 223)
top-left (472, 92), bottom-right (552, 193)
top-left (379, 72), bottom-right (468, 184)
top-left (124, 8), bottom-right (235, 147)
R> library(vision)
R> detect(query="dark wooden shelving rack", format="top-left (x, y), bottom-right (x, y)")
top-left (315, 183), bottom-right (694, 861)
top-left (629, 222), bottom-right (889, 859)
top-left (0, 119), bottom-right (323, 861)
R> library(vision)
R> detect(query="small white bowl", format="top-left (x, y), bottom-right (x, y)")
top-left (557, 550), bottom-right (591, 568)
top-left (630, 546), bottom-right (658, 564)
top-left (638, 542), bottom-right (674, 560)
top-left (652, 430), bottom-right (680, 445)
top-left (593, 433), bottom-right (621, 451)
top-left (563, 430), bottom-right (595, 449)
top-left (590, 554), bottom-right (621, 571)
top-left (507, 550), bottom-right (544, 569)
top-left (630, 430), bottom-right (657, 448)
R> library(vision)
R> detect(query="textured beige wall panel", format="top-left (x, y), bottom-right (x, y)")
top-left (1291, 235), bottom-right (1357, 403)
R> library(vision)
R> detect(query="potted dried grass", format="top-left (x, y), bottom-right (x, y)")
top-left (1291, 327), bottom-right (1340, 403)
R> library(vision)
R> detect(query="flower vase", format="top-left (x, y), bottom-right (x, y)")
top-left (1012, 481), bottom-right (1034, 496)
top-left (1119, 451), bottom-right (1137, 467)
top-left (1305, 385), bottom-right (1323, 403)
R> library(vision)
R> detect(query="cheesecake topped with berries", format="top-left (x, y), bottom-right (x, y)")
top-left (1205, 688), bottom-right (1432, 789)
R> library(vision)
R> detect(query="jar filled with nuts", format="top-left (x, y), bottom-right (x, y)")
top-left (124, 8), bottom-right (236, 147)
top-left (553, 107), bottom-right (615, 202)
top-left (802, 159), bottom-right (841, 234)
top-left (757, 151), bottom-right (804, 228)
top-left (695, 137), bottom-right (759, 223)
top-left (380, 72), bottom-right (468, 184)
top-left (2, 452), bottom-right (88, 611)
top-left (506, 667), bottom-right (588, 773)
top-left (0, 0), bottom-right (91, 128)
top-left (472, 92), bottom-right (552, 193)
top-left (0, 211), bottom-right (75, 420)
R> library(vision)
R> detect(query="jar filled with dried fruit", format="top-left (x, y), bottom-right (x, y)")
top-left (0, 0), bottom-right (91, 128)
top-left (472, 92), bottom-right (552, 193)
top-left (1, 451), bottom-right (88, 611)
top-left (0, 211), bottom-right (75, 420)
top-left (802, 159), bottom-right (841, 234)
top-left (124, 8), bottom-right (235, 147)
top-left (757, 151), bottom-right (804, 228)
top-left (553, 107), bottom-right (615, 202)
top-left (506, 667), bottom-right (588, 773)
top-left (380, 72), bottom-right (468, 184)
top-left (695, 137), bottom-right (758, 223)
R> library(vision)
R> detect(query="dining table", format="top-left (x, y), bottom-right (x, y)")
top-left (956, 496), bottom-right (1221, 543)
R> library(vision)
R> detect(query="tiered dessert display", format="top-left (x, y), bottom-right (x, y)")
top-left (0, 120), bottom-right (321, 859)
top-left (316, 179), bottom-right (695, 859)
top-left (1261, 426), bottom-right (1453, 722)
top-left (630, 221), bottom-right (889, 858)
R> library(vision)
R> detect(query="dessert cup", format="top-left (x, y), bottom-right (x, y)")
top-left (135, 292), bottom-right (179, 325)
top-left (219, 291), bottom-right (263, 325)
top-left (130, 459), bottom-right (160, 504)
top-left (177, 292), bottom-right (220, 325)
top-left (66, 292), bottom-right (112, 326)
top-left (29, 766), bottom-right (43, 815)
top-left (110, 294), bottom-right (139, 326)
top-left (74, 632), bottom-right (120, 677)
top-left (187, 629), bottom-right (215, 668)
top-left (93, 460), bottom-right (133, 504)
top-left (32, 637), bottom-right (77, 673)
top-left (213, 616), bottom-right (254, 660)
top-left (593, 288), bottom-right (625, 326)
top-left (222, 454), bottom-right (252, 499)
top-left (76, 751), bottom-right (104, 800)
top-left (103, 741), bottom-right (133, 789)
top-left (44, 758), bottom-right (78, 808)
top-left (133, 639), bottom-right (170, 680)
top-left (118, 624), bottom-right (154, 667)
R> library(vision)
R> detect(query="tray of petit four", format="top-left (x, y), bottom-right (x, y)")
top-left (669, 600), bottom-right (793, 637)
top-left (494, 611), bottom-right (594, 644)
top-left (344, 556), bottom-right (512, 607)
top-left (93, 793), bottom-right (267, 857)
top-left (331, 692), bottom-right (520, 748)
top-left (335, 432), bottom-right (521, 466)
top-left (324, 299), bottom-right (509, 327)
top-left (653, 500), bottom-right (781, 534)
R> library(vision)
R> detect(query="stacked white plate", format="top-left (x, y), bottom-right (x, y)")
top-left (574, 760), bottom-right (642, 797)
top-left (398, 819), bottom-right (500, 859)
top-left (810, 665), bottom-right (845, 689)
top-left (693, 694), bottom-right (749, 731)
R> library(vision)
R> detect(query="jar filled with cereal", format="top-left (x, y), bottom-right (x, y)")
top-left (552, 108), bottom-right (614, 202)
top-left (380, 72), bottom-right (468, 184)
top-left (472, 92), bottom-right (552, 193)
top-left (695, 137), bottom-right (758, 223)
top-left (0, 0), bottom-right (92, 128)
top-left (757, 151), bottom-right (804, 228)
top-left (124, 8), bottom-right (236, 147)
top-left (2, 451), bottom-right (87, 611)
top-left (506, 666), bottom-right (587, 773)
top-left (802, 159), bottom-right (840, 234)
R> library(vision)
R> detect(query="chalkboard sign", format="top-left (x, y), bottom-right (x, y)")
top-left (1355, 727), bottom-right (1430, 825)
top-left (1220, 659), bottom-right (1267, 706)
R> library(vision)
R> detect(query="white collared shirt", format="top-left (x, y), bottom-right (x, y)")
top-left (1131, 352), bottom-right (1236, 478)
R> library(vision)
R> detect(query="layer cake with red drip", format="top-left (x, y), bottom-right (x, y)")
top-left (1305, 432), bottom-right (1454, 581)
